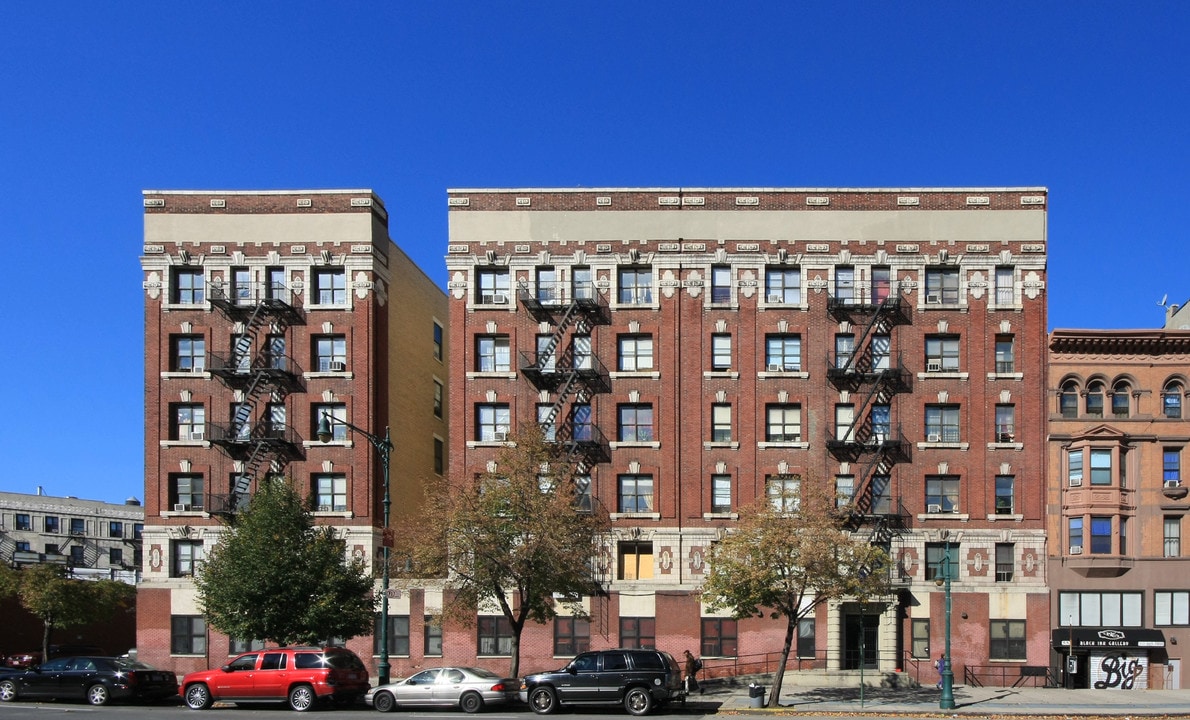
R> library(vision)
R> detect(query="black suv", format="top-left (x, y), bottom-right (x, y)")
top-left (520, 649), bottom-right (683, 716)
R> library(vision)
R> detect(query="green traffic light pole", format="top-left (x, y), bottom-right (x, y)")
top-left (937, 530), bottom-right (955, 710)
top-left (317, 412), bottom-right (393, 686)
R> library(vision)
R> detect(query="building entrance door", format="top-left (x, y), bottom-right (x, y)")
top-left (842, 610), bottom-right (879, 670)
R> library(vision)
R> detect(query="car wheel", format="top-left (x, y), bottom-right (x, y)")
top-left (624, 687), bottom-right (653, 716)
top-left (185, 683), bottom-right (213, 710)
top-left (0, 679), bottom-right (18, 702)
top-left (460, 691), bottom-right (484, 713)
top-left (87, 684), bottom-right (111, 706)
top-left (372, 691), bottom-right (395, 713)
top-left (528, 686), bottom-right (558, 715)
top-left (289, 684), bottom-right (316, 712)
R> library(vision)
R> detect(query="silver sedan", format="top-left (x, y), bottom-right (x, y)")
top-left (365, 667), bottom-right (519, 713)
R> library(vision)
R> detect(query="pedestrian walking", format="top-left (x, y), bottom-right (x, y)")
top-left (683, 649), bottom-right (703, 694)
top-left (935, 653), bottom-right (947, 689)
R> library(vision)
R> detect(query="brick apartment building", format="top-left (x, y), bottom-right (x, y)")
top-left (137, 190), bottom-right (448, 678)
top-left (442, 187), bottom-right (1051, 684)
top-left (1047, 311), bottom-right (1190, 689)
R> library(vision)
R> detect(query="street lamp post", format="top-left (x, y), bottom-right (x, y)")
top-left (317, 412), bottom-right (393, 686)
top-left (937, 530), bottom-right (955, 710)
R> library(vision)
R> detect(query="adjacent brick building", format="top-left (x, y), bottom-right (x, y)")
top-left (137, 190), bottom-right (448, 678)
top-left (442, 187), bottom-right (1051, 684)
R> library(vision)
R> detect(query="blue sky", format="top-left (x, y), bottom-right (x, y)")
top-left (2, 3), bottom-right (1188, 503)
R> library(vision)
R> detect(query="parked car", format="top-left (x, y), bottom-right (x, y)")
top-left (365, 666), bottom-right (518, 713)
top-left (0, 655), bottom-right (179, 705)
top-left (4, 644), bottom-right (106, 669)
top-left (179, 646), bottom-right (369, 711)
top-left (520, 649), bottom-right (684, 716)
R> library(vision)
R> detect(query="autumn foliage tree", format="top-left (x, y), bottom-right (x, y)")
top-left (393, 425), bottom-right (610, 678)
top-left (701, 477), bottom-right (891, 706)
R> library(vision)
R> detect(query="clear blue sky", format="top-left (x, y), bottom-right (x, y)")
top-left (2, 3), bottom-right (1188, 503)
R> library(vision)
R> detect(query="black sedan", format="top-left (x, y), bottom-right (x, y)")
top-left (0, 656), bottom-right (179, 705)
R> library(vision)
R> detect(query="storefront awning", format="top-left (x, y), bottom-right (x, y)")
top-left (1051, 628), bottom-right (1165, 650)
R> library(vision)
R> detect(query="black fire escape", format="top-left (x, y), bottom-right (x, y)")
top-left (825, 288), bottom-right (912, 561)
top-left (207, 281), bottom-right (306, 518)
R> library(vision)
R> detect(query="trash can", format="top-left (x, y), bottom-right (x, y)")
top-left (748, 683), bottom-right (765, 708)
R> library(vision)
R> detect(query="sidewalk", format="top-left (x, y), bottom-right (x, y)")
top-left (699, 683), bottom-right (1190, 716)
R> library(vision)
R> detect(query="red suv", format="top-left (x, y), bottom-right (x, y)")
top-left (179, 646), bottom-right (369, 711)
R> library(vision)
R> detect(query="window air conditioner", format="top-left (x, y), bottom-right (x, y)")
top-left (1069, 476), bottom-right (1083, 487)
top-left (329, 361), bottom-right (346, 372)
top-left (189, 431), bottom-right (205, 441)
top-left (492, 293), bottom-right (509, 305)
top-left (1166, 480), bottom-right (1181, 488)
top-left (768, 294), bottom-right (783, 304)
top-left (317, 505), bottom-right (333, 512)
top-left (926, 293), bottom-right (941, 304)
top-left (1069, 546), bottom-right (1083, 555)
top-left (767, 363), bottom-right (783, 372)
top-left (173, 504), bottom-right (189, 513)
top-left (493, 431), bottom-right (508, 442)
top-left (927, 433), bottom-right (942, 443)
top-left (927, 503), bottom-right (942, 514)
top-left (998, 432), bottom-right (1015, 443)
top-left (926, 360), bottom-right (942, 372)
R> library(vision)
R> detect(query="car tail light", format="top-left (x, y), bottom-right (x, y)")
top-left (491, 683), bottom-right (508, 692)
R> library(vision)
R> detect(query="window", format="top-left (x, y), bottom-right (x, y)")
top-left (424, 617), bottom-right (443, 655)
top-left (374, 615), bottom-right (411, 656)
top-left (574, 475), bottom-right (593, 513)
top-left (433, 380), bottom-right (443, 418)
top-left (835, 404), bottom-right (854, 442)
top-left (871, 404), bottom-right (891, 442)
top-left (618, 404), bottom-right (654, 442)
top-left (70, 545), bottom-right (85, 563)
top-left (711, 334), bottom-right (731, 371)
top-left (925, 405), bottom-right (960, 443)
top-left (1058, 591), bottom-right (1143, 627)
top-left (766, 267), bottom-right (800, 304)
top-left (172, 335), bottom-right (206, 372)
top-left (476, 404), bottom-right (510, 442)
top-left (870, 475), bottom-right (892, 514)
top-left (476, 335), bottom-right (510, 373)
top-left (264, 334), bottom-right (286, 371)
top-left (710, 265), bottom-right (732, 303)
top-left (171, 540), bottom-right (205, 577)
top-left (835, 475), bottom-right (854, 508)
top-left (618, 334), bottom-right (654, 371)
top-left (925, 475), bottom-right (960, 513)
top-left (15, 541), bottom-right (30, 552)
top-left (995, 405), bottom-right (1015, 442)
top-left (1086, 381), bottom-right (1105, 417)
top-left (537, 266), bottom-right (560, 303)
top-left (1060, 381), bottom-right (1079, 418)
top-left (68, 517), bottom-right (84, 535)
top-left (1164, 448), bottom-right (1181, 486)
top-left (834, 266), bottom-right (855, 303)
top-left (265, 403), bottom-right (286, 438)
top-left (1155, 591), bottom-right (1190, 626)
top-left (701, 618), bottom-right (738, 657)
top-left (1068, 449), bottom-right (1084, 486)
top-left (995, 336), bottom-right (1015, 373)
top-left (134, 523), bottom-right (143, 540)
top-left (15, 513), bottom-right (31, 531)
top-left (995, 475), bottom-right (1015, 515)
top-left (924, 267), bottom-right (959, 304)
top-left (171, 616), bottom-right (207, 654)
top-left (618, 475), bottom-right (654, 513)
top-left (477, 616), bottom-right (514, 656)
top-left (571, 404), bottom-right (593, 442)
top-left (1069, 517), bottom-right (1083, 553)
top-left (314, 335), bottom-right (347, 372)
top-left (172, 268), bottom-right (204, 304)
top-left (1164, 517), bottom-right (1181, 558)
top-left (230, 638), bottom-right (266, 654)
top-left (1164, 382), bottom-right (1184, 419)
top-left (711, 404), bottom-right (732, 442)
top-left (925, 336), bottom-right (959, 372)
top-left (476, 268), bottom-right (511, 305)
top-left (433, 437), bottom-right (444, 476)
top-left (554, 617), bottom-right (591, 655)
top-left (995, 543), bottom-right (1014, 582)
top-left (994, 267), bottom-right (1014, 306)
top-left (925, 543), bottom-right (959, 582)
top-left (872, 266), bottom-right (891, 303)
top-left (1090, 516), bottom-right (1113, 554)
top-left (618, 541), bottom-right (653, 580)
top-left (173, 403), bottom-right (206, 441)
top-left (537, 404), bottom-right (557, 442)
top-left (711, 474), bottom-right (732, 513)
top-left (535, 334), bottom-right (557, 374)
top-left (618, 267), bottom-right (653, 305)
top-left (109, 548), bottom-right (124, 566)
top-left (796, 618), bottom-right (816, 658)
top-left (766, 474), bottom-right (800, 512)
top-left (171, 474), bottom-right (204, 510)
top-left (765, 334), bottom-right (801, 371)
top-left (766, 402), bottom-right (804, 440)
top-left (573, 266), bottom-right (594, 300)
top-left (44, 516), bottom-right (59, 534)
top-left (871, 334), bottom-right (891, 370)
top-left (108, 521), bottom-right (123, 538)
top-left (1112, 381), bottom-right (1131, 417)
top-left (989, 620), bottom-right (1025, 660)
top-left (312, 403), bottom-right (347, 441)
top-left (266, 267), bottom-right (287, 301)
top-left (620, 617), bottom-right (655, 649)
top-left (432, 321), bottom-right (443, 361)
top-left (1090, 449), bottom-right (1112, 485)
top-left (314, 268), bottom-right (346, 305)
top-left (911, 618), bottom-right (930, 658)
top-left (314, 474), bottom-right (347, 512)
top-left (834, 333), bottom-right (855, 369)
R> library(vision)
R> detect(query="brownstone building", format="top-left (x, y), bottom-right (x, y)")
top-left (1048, 317), bottom-right (1190, 689)
top-left (137, 190), bottom-right (448, 678)
top-left (442, 187), bottom-right (1050, 685)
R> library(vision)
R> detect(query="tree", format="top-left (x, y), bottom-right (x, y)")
top-left (0, 563), bottom-right (134, 662)
top-left (195, 478), bottom-right (375, 646)
top-left (394, 425), bottom-right (611, 677)
top-left (701, 477), bottom-right (891, 707)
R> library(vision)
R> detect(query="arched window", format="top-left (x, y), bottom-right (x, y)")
top-left (1060, 381), bottom-right (1079, 418)
top-left (1086, 381), bottom-right (1105, 418)
top-left (1112, 381), bottom-right (1131, 418)
top-left (1163, 382), bottom-right (1184, 419)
